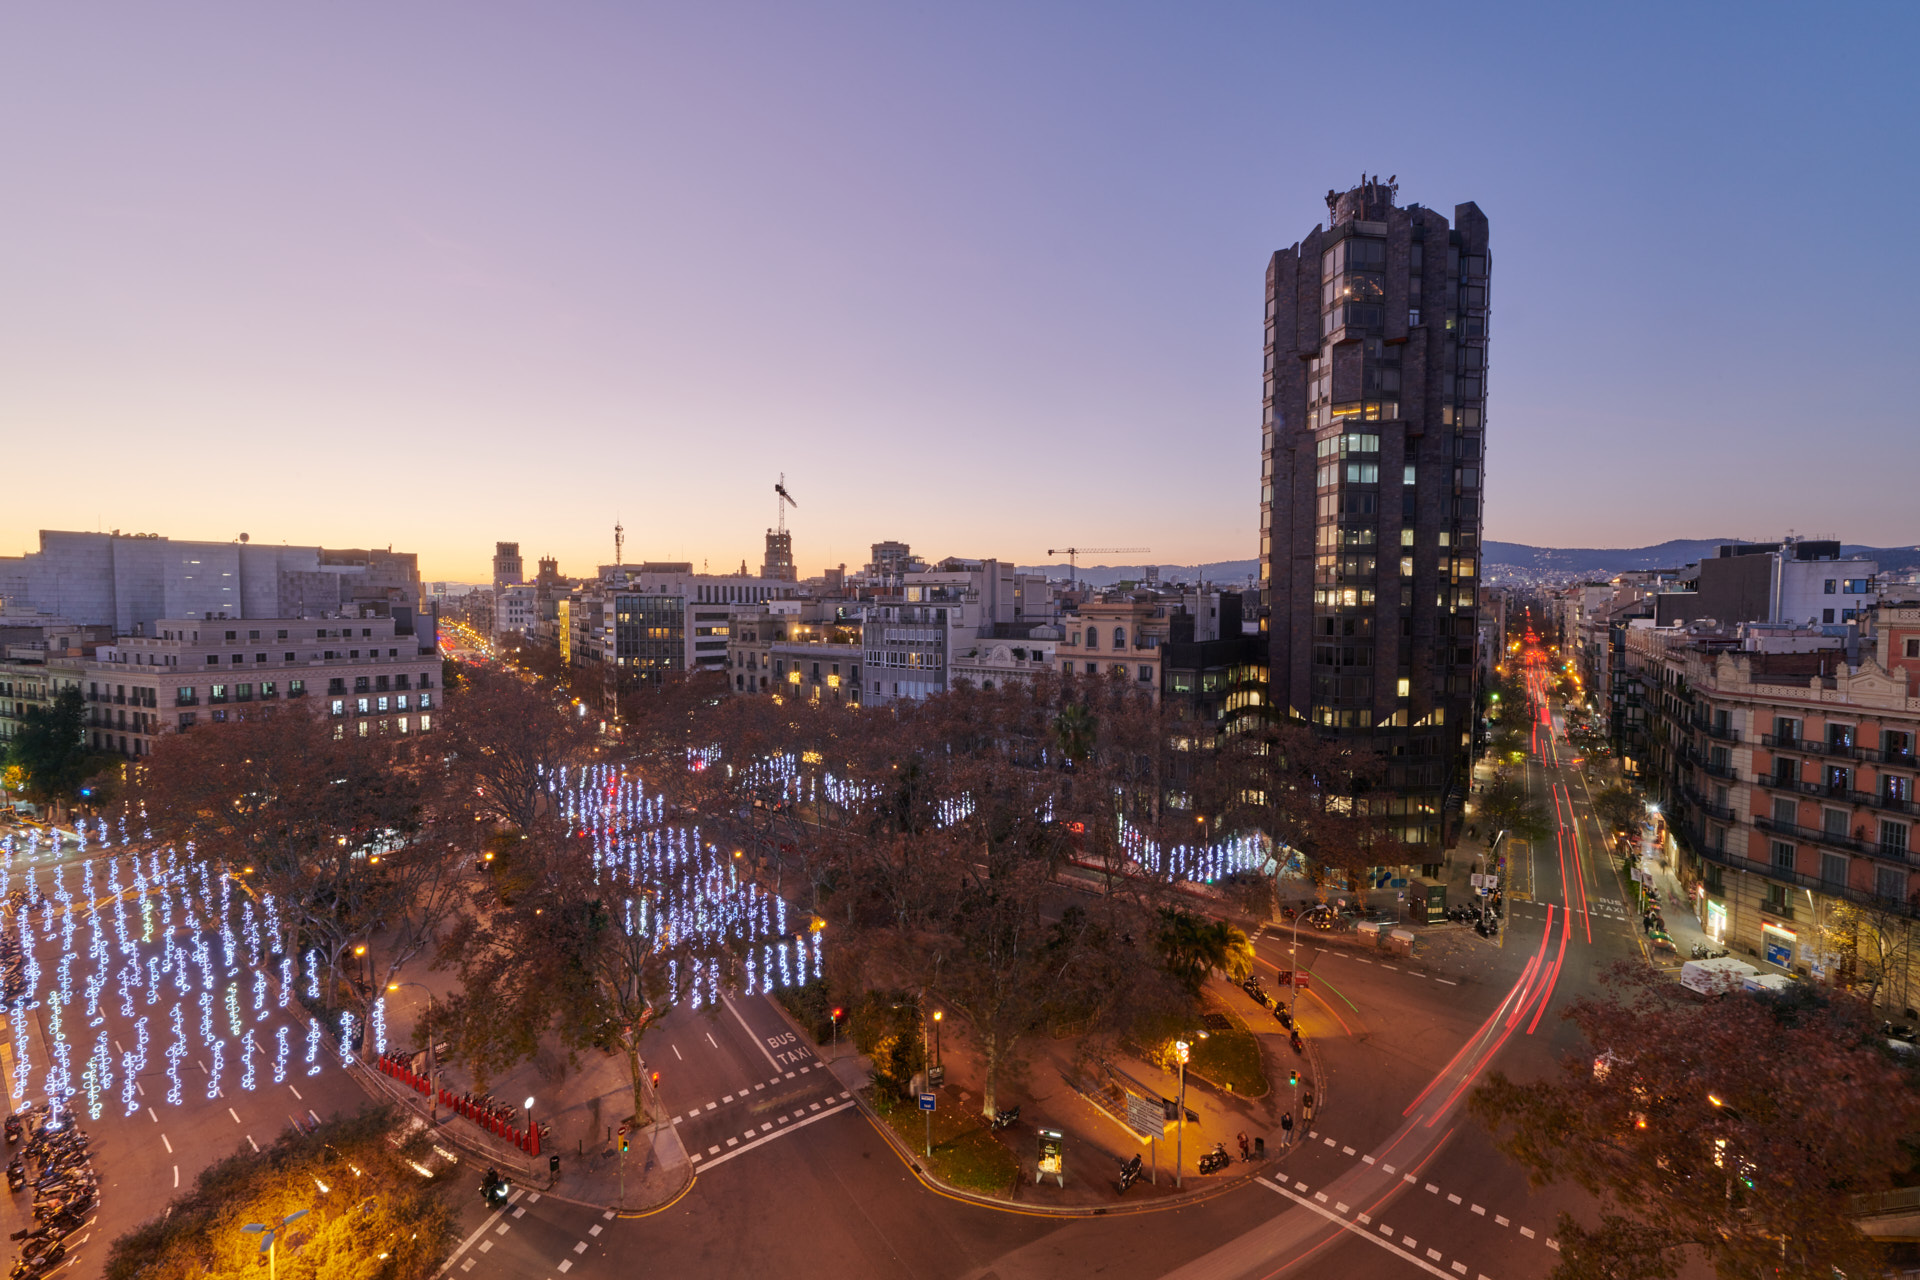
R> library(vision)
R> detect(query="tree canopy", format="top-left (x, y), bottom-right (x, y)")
top-left (1470, 965), bottom-right (1920, 1280)
top-left (104, 1106), bottom-right (455, 1280)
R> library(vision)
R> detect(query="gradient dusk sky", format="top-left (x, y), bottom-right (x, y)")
top-left (3, 3), bottom-right (1914, 582)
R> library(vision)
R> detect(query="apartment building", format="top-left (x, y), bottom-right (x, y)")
top-left (1628, 599), bottom-right (1920, 1005)
top-left (1056, 598), bottom-right (1171, 701)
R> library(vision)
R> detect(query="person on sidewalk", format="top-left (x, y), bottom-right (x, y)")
top-left (1303, 1091), bottom-right (1314, 1124)
top-left (1237, 1131), bottom-right (1250, 1162)
top-left (1279, 1112), bottom-right (1293, 1147)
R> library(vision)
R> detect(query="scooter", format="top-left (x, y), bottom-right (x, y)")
top-left (1117, 1153), bottom-right (1143, 1193)
top-left (6, 1159), bottom-right (24, 1193)
top-left (1273, 1006), bottom-right (1293, 1030)
top-left (990, 1106), bottom-right (1020, 1131)
top-left (1197, 1144), bottom-right (1231, 1175)
top-left (1289, 1029), bottom-right (1303, 1055)
top-left (2, 1116), bottom-right (18, 1147)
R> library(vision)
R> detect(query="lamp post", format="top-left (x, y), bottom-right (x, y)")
top-left (387, 981), bottom-right (436, 1121)
top-left (931, 1010), bottom-right (942, 1072)
top-left (1173, 1039), bottom-right (1190, 1189)
top-left (242, 1208), bottom-right (310, 1280)
top-left (920, 1007), bottom-right (933, 1157)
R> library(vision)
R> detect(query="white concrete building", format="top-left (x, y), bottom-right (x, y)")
top-left (0, 531), bottom-right (425, 636)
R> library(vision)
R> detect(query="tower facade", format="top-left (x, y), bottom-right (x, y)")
top-left (492, 542), bottom-right (524, 587)
top-left (761, 530), bottom-right (796, 582)
top-left (1261, 177), bottom-right (1490, 848)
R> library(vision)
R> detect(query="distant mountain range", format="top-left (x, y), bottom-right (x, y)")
top-left (1015, 561), bottom-right (1259, 587)
top-left (1016, 540), bottom-right (1920, 589)
top-left (1482, 539), bottom-right (1920, 579)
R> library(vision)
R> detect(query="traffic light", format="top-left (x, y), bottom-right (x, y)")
top-left (1289, 1070), bottom-right (1299, 1088)
top-left (620, 1132), bottom-right (629, 1153)
top-left (649, 1070), bottom-right (660, 1088)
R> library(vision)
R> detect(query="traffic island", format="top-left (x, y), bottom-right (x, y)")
top-left (867, 1086), bottom-right (1022, 1196)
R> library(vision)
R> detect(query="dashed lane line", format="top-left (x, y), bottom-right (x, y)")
top-left (434, 1186), bottom-right (524, 1276)
top-left (1257, 1178), bottom-right (1466, 1280)
top-left (687, 1098), bottom-right (857, 1172)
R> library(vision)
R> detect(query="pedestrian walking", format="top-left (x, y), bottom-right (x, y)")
top-left (1237, 1131), bottom-right (1250, 1162)
top-left (1303, 1091), bottom-right (1314, 1123)
top-left (1280, 1112), bottom-right (1293, 1147)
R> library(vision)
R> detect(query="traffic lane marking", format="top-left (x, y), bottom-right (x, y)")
top-left (1256, 1177), bottom-right (1473, 1280)
top-left (686, 1098), bottom-right (857, 1171)
top-left (1283, 1128), bottom-right (1555, 1249)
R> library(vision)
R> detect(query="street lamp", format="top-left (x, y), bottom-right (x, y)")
top-left (931, 1010), bottom-right (942, 1072)
top-left (523, 1095), bottom-right (536, 1135)
top-left (241, 1208), bottom-right (309, 1280)
top-left (388, 981), bottom-right (437, 1121)
top-left (1173, 1039), bottom-right (1192, 1188)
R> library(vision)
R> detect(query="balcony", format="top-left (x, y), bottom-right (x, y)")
top-left (1689, 837), bottom-right (1920, 919)
top-left (1761, 732), bottom-right (1864, 761)
top-left (174, 696), bottom-right (199, 707)
top-left (1689, 715), bottom-right (1740, 743)
top-left (1680, 785), bottom-right (1735, 824)
top-left (1753, 814), bottom-right (1906, 861)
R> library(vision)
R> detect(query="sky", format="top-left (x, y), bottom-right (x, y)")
top-left (2, 3), bottom-right (1915, 583)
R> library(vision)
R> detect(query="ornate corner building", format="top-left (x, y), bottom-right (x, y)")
top-left (1261, 177), bottom-right (1490, 847)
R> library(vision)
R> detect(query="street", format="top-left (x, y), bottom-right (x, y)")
top-left (1, 636), bottom-right (1640, 1280)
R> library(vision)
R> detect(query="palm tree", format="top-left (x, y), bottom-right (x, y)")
top-left (1154, 908), bottom-right (1253, 994)
top-left (1051, 702), bottom-right (1096, 767)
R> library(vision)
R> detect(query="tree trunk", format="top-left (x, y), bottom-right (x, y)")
top-left (624, 1039), bottom-right (648, 1124)
top-left (979, 1028), bottom-right (999, 1120)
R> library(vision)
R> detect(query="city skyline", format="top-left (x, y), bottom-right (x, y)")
top-left (4, 4), bottom-right (1916, 583)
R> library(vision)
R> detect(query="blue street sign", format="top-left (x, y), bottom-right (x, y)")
top-left (918, 1093), bottom-right (936, 1111)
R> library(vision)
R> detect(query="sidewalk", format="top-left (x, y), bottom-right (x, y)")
top-left (348, 958), bottom-right (692, 1214)
top-left (788, 977), bottom-right (1321, 1215)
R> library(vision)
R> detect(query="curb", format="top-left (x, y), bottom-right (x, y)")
top-left (759, 990), bottom-right (1305, 1220)
top-left (344, 1060), bottom-right (698, 1215)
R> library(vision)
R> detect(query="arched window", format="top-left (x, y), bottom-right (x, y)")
top-left (1087, 629), bottom-right (1100, 650)
top-left (1114, 626), bottom-right (1127, 649)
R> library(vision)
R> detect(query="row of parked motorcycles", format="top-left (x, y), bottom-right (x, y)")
top-left (1690, 943), bottom-right (1730, 960)
top-left (0, 891), bottom-right (29, 1004)
top-left (1240, 975), bottom-right (1301, 1038)
top-left (5, 1105), bottom-right (96, 1277)
top-left (1116, 1141), bottom-right (1246, 1192)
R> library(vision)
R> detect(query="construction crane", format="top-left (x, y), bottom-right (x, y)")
top-left (1046, 546), bottom-right (1150, 592)
top-left (774, 474), bottom-right (797, 534)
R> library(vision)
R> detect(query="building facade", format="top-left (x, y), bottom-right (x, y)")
top-left (1262, 177), bottom-right (1489, 846)
top-left (1628, 602), bottom-right (1920, 1008)
top-left (0, 531), bottom-right (426, 638)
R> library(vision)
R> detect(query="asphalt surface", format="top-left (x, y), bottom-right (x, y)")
top-left (434, 639), bottom-right (1630, 1280)
top-left (19, 639), bottom-right (1648, 1280)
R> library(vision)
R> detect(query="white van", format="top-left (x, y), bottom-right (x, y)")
top-left (1679, 957), bottom-right (1758, 996)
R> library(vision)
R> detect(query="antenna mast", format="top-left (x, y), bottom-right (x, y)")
top-left (614, 519), bottom-right (625, 568)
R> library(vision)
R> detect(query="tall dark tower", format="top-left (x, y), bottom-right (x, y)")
top-left (1261, 177), bottom-right (1489, 849)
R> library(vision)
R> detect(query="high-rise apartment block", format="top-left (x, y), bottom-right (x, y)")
top-left (1262, 177), bottom-right (1490, 846)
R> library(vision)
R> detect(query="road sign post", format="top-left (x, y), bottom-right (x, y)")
top-left (918, 1092), bottom-right (935, 1157)
top-left (1126, 1092), bottom-right (1171, 1185)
